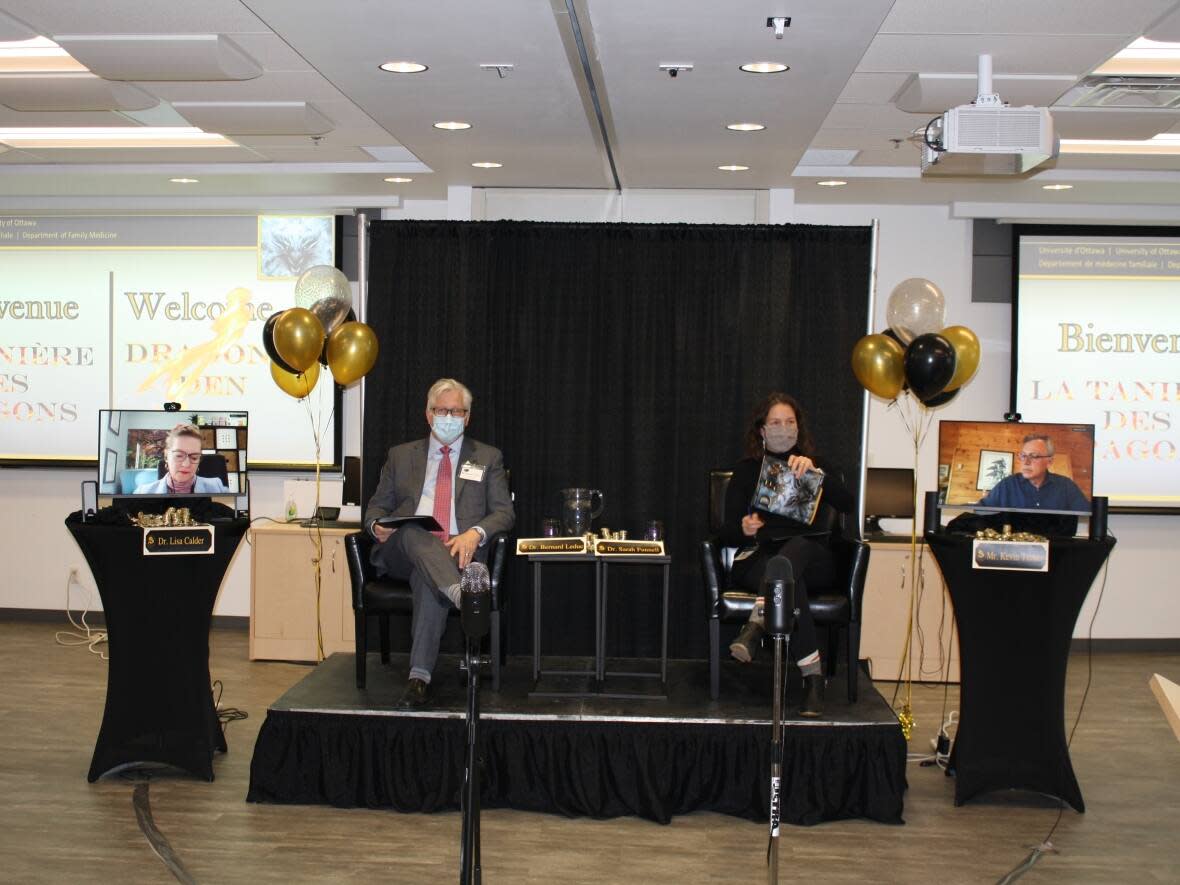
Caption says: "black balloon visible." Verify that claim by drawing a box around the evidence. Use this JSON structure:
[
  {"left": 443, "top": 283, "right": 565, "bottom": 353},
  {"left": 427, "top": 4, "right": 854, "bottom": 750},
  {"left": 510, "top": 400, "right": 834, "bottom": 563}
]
[
  {"left": 903, "top": 333, "right": 956, "bottom": 401},
  {"left": 318, "top": 308, "right": 356, "bottom": 366},
  {"left": 263, "top": 310, "right": 299, "bottom": 374},
  {"left": 921, "top": 387, "right": 959, "bottom": 408}
]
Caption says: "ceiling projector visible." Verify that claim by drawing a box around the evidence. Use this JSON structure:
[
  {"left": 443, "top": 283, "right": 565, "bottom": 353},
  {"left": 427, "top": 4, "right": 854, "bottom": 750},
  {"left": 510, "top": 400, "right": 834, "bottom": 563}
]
[
  {"left": 921, "top": 104, "right": 1057, "bottom": 175},
  {"left": 919, "top": 53, "right": 1058, "bottom": 176}
]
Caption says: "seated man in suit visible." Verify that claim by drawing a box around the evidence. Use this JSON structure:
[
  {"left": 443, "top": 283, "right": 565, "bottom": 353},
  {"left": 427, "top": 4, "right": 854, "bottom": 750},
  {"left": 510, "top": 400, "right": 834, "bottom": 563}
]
[
  {"left": 134, "top": 423, "right": 228, "bottom": 494},
  {"left": 364, "top": 378, "right": 515, "bottom": 707}
]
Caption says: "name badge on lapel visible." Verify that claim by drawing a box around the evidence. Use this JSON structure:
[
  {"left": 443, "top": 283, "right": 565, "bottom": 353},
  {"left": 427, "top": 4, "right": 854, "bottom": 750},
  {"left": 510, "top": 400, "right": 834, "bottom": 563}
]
[{"left": 459, "top": 461, "right": 486, "bottom": 482}]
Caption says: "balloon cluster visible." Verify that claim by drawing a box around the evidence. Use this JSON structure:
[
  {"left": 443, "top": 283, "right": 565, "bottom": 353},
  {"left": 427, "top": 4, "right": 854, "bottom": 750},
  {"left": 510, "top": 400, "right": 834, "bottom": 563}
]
[
  {"left": 263, "top": 266, "right": 379, "bottom": 398},
  {"left": 851, "top": 278, "right": 980, "bottom": 407}
]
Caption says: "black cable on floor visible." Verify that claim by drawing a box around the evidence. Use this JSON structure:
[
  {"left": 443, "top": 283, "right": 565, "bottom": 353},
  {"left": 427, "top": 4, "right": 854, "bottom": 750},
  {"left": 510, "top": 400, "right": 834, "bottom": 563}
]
[{"left": 131, "top": 779, "right": 198, "bottom": 885}]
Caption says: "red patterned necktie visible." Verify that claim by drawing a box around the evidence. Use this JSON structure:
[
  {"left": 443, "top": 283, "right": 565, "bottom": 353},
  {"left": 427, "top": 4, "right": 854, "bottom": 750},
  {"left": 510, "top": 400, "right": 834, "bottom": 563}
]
[{"left": 432, "top": 445, "right": 452, "bottom": 542}]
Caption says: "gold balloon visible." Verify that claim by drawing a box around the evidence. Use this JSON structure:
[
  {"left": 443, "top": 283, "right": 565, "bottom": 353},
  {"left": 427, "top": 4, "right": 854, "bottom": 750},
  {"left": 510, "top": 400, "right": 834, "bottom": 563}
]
[
  {"left": 851, "top": 334, "right": 905, "bottom": 400},
  {"left": 326, "top": 321, "right": 379, "bottom": 386},
  {"left": 273, "top": 307, "right": 324, "bottom": 372},
  {"left": 270, "top": 360, "right": 320, "bottom": 399},
  {"left": 941, "top": 325, "right": 981, "bottom": 391}
]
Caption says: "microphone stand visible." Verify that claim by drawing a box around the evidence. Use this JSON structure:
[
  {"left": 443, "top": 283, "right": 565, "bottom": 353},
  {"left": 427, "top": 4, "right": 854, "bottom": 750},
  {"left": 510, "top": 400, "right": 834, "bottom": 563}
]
[
  {"left": 460, "top": 632, "right": 483, "bottom": 885},
  {"left": 765, "top": 579, "right": 796, "bottom": 885}
]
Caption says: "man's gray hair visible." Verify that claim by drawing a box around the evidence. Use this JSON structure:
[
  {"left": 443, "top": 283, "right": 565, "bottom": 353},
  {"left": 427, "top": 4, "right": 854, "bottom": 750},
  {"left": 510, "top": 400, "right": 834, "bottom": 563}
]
[
  {"left": 1022, "top": 433, "right": 1055, "bottom": 457},
  {"left": 426, "top": 378, "right": 473, "bottom": 412}
]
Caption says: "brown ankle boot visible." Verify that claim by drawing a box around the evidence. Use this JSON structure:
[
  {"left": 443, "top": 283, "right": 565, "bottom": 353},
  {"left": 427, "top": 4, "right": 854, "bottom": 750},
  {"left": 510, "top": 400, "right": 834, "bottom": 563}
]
[{"left": 729, "top": 621, "right": 764, "bottom": 663}]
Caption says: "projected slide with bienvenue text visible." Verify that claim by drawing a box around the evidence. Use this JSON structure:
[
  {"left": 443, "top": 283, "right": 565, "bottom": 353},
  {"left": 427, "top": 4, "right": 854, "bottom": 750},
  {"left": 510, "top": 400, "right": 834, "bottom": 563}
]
[{"left": 1017, "top": 234, "right": 1180, "bottom": 509}]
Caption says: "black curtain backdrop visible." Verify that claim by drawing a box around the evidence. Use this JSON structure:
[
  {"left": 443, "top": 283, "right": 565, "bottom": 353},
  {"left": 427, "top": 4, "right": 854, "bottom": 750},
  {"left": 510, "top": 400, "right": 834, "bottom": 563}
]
[{"left": 363, "top": 220, "right": 871, "bottom": 661}]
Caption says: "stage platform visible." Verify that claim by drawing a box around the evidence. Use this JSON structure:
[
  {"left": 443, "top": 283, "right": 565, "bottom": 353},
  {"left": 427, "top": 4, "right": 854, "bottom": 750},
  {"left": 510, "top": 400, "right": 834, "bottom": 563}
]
[{"left": 247, "top": 653, "right": 907, "bottom": 826}]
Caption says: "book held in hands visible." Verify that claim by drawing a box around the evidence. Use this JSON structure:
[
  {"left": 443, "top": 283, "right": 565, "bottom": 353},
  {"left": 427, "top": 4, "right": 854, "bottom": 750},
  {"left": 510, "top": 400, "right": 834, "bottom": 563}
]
[{"left": 751, "top": 455, "right": 825, "bottom": 525}]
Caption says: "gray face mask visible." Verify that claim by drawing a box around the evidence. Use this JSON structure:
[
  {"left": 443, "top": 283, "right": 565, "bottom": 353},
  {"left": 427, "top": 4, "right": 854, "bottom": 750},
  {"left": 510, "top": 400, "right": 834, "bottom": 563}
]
[{"left": 762, "top": 426, "right": 797, "bottom": 454}]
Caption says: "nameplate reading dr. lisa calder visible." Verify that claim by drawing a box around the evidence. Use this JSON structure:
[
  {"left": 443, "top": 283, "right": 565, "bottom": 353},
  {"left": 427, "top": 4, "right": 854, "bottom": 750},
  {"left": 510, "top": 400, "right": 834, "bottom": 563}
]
[
  {"left": 143, "top": 526, "right": 215, "bottom": 556},
  {"left": 971, "top": 539, "right": 1049, "bottom": 572}
]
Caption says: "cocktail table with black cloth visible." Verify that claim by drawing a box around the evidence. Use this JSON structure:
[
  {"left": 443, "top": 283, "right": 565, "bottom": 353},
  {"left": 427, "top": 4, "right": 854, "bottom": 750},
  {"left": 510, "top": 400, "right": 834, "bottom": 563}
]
[
  {"left": 65, "top": 512, "right": 248, "bottom": 781},
  {"left": 925, "top": 531, "right": 1116, "bottom": 811}
]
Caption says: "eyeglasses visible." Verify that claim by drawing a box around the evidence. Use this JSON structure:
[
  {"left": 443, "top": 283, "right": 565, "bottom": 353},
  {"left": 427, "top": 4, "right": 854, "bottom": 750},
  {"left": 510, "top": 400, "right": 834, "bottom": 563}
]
[
  {"left": 1017, "top": 452, "right": 1050, "bottom": 463},
  {"left": 169, "top": 451, "right": 202, "bottom": 464},
  {"left": 431, "top": 407, "right": 468, "bottom": 418}
]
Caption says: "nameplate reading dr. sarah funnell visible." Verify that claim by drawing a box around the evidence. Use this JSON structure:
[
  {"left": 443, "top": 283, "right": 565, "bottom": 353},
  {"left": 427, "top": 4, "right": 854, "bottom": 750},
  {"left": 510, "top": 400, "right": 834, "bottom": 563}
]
[
  {"left": 143, "top": 526, "right": 215, "bottom": 556},
  {"left": 971, "top": 539, "right": 1049, "bottom": 572}
]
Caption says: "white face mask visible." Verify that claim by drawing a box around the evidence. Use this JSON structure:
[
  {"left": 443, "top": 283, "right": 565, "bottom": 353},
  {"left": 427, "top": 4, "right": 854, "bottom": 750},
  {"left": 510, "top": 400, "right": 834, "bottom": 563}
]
[
  {"left": 763, "top": 425, "right": 797, "bottom": 454},
  {"left": 432, "top": 414, "right": 465, "bottom": 445}
]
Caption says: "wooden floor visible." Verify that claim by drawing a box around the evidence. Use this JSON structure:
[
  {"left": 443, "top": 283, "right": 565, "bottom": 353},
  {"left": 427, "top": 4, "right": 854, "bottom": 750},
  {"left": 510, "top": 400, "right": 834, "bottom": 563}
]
[{"left": 3, "top": 619, "right": 1178, "bottom": 884}]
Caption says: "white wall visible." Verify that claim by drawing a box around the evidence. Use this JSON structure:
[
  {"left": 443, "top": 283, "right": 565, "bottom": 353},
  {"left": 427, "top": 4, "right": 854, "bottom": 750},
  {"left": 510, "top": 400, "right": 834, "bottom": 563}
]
[{"left": 1, "top": 188, "right": 1175, "bottom": 638}]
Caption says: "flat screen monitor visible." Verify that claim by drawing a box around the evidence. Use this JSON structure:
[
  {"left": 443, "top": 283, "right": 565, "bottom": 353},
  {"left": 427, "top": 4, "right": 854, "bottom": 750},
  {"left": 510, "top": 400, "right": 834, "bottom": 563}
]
[
  {"left": 937, "top": 420, "right": 1095, "bottom": 517},
  {"left": 98, "top": 409, "right": 248, "bottom": 500},
  {"left": 864, "top": 467, "right": 916, "bottom": 534}
]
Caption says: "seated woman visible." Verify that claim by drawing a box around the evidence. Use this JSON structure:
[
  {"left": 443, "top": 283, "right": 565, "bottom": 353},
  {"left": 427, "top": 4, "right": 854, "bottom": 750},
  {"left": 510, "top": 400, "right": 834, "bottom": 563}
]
[
  {"left": 718, "top": 392, "right": 854, "bottom": 718},
  {"left": 134, "top": 424, "right": 228, "bottom": 494}
]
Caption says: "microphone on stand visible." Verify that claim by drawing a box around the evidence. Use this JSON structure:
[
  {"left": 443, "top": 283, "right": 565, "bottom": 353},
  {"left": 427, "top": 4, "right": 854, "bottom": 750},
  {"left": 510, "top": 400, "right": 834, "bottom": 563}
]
[
  {"left": 761, "top": 554, "right": 795, "bottom": 885},
  {"left": 459, "top": 561, "right": 490, "bottom": 885},
  {"left": 762, "top": 555, "right": 795, "bottom": 637},
  {"left": 461, "top": 561, "right": 491, "bottom": 640}
]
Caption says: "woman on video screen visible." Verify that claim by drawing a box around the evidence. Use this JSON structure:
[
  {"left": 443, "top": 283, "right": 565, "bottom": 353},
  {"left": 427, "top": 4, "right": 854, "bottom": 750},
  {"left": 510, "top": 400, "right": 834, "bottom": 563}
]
[{"left": 134, "top": 424, "right": 228, "bottom": 495}]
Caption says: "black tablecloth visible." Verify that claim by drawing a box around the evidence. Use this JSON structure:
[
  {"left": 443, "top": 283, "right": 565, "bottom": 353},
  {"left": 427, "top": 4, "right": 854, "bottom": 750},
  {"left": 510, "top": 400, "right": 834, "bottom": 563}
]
[
  {"left": 925, "top": 532, "right": 1115, "bottom": 811},
  {"left": 66, "top": 515, "right": 248, "bottom": 781}
]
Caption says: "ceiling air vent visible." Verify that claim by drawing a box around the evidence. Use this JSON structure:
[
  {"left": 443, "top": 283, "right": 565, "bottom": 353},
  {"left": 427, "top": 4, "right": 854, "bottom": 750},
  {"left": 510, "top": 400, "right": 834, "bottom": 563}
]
[{"left": 1057, "top": 76, "right": 1180, "bottom": 109}]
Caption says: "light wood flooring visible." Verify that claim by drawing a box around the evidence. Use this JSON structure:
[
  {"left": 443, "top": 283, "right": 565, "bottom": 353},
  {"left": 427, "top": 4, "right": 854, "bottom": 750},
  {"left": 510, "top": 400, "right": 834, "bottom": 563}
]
[{"left": 2, "top": 620, "right": 1177, "bottom": 884}]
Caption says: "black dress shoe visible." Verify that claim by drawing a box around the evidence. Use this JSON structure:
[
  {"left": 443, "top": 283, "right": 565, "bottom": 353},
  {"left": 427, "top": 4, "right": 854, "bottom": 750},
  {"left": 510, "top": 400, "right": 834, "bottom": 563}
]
[
  {"left": 399, "top": 677, "right": 430, "bottom": 708},
  {"left": 799, "top": 674, "right": 825, "bottom": 719}
]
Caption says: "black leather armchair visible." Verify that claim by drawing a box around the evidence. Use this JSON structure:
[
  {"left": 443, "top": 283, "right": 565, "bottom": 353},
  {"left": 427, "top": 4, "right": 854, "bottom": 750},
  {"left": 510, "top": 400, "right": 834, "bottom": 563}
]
[
  {"left": 344, "top": 531, "right": 509, "bottom": 691},
  {"left": 700, "top": 469, "right": 871, "bottom": 701}
]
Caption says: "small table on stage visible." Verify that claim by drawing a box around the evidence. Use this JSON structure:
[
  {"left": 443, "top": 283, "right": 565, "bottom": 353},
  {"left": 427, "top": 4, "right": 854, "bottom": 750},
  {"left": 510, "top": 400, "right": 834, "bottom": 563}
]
[
  {"left": 526, "top": 552, "right": 671, "bottom": 699},
  {"left": 925, "top": 532, "right": 1116, "bottom": 811},
  {"left": 66, "top": 515, "right": 248, "bottom": 781}
]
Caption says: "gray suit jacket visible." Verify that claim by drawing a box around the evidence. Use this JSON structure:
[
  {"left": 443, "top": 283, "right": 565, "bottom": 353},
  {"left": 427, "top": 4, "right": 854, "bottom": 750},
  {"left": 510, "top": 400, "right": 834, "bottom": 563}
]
[{"left": 363, "top": 436, "right": 515, "bottom": 554}]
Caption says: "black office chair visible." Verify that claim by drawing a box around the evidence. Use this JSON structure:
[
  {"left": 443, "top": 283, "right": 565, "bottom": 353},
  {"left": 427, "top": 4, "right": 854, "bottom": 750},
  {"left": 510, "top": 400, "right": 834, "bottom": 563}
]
[
  {"left": 344, "top": 531, "right": 509, "bottom": 691},
  {"left": 156, "top": 453, "right": 229, "bottom": 487},
  {"left": 700, "top": 469, "right": 871, "bottom": 701}
]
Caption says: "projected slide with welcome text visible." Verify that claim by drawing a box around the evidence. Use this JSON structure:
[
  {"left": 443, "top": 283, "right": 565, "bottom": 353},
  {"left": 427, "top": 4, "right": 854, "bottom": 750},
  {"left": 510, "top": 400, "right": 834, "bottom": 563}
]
[
  {"left": 1016, "top": 234, "right": 1180, "bottom": 509},
  {"left": 0, "top": 215, "right": 337, "bottom": 466}
]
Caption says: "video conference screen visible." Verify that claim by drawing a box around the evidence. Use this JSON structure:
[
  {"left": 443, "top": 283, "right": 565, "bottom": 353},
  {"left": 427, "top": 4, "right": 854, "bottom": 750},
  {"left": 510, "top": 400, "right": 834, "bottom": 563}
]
[
  {"left": 1014, "top": 226, "right": 1180, "bottom": 512},
  {"left": 0, "top": 214, "right": 340, "bottom": 469},
  {"left": 937, "top": 420, "right": 1095, "bottom": 516},
  {"left": 98, "top": 409, "right": 247, "bottom": 499}
]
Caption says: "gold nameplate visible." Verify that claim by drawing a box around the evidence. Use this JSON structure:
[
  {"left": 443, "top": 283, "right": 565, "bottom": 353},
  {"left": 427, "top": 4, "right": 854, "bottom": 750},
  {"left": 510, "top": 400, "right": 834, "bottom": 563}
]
[
  {"left": 971, "top": 539, "right": 1049, "bottom": 572},
  {"left": 143, "top": 525, "right": 215, "bottom": 556},
  {"left": 516, "top": 537, "right": 589, "bottom": 555},
  {"left": 594, "top": 539, "right": 665, "bottom": 556}
]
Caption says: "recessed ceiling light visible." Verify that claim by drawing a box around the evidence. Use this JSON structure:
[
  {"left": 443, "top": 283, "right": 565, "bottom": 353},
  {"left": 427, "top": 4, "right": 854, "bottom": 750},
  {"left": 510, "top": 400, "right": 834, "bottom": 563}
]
[
  {"left": 471, "top": 161, "right": 502, "bottom": 168},
  {"left": 0, "top": 127, "right": 234, "bottom": 148},
  {"left": 817, "top": 180, "right": 847, "bottom": 187},
  {"left": 718, "top": 164, "right": 749, "bottom": 172},
  {"left": 740, "top": 62, "right": 789, "bottom": 74},
  {"left": 169, "top": 177, "right": 199, "bottom": 184},
  {"left": 1041, "top": 183, "right": 1073, "bottom": 190},
  {"left": 1095, "top": 38, "right": 1180, "bottom": 76},
  {"left": 434, "top": 121, "right": 471, "bottom": 131},
  {"left": 1061, "top": 134, "right": 1180, "bottom": 155},
  {"left": 383, "top": 177, "right": 413, "bottom": 183},
  {"left": 727, "top": 122, "right": 765, "bottom": 132},
  {"left": 0, "top": 37, "right": 87, "bottom": 73},
  {"left": 379, "top": 60, "right": 428, "bottom": 74}
]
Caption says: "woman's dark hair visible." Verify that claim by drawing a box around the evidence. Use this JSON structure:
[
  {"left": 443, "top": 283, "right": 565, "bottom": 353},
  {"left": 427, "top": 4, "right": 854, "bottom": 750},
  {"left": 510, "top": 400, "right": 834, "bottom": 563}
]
[{"left": 743, "top": 391, "right": 815, "bottom": 458}]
